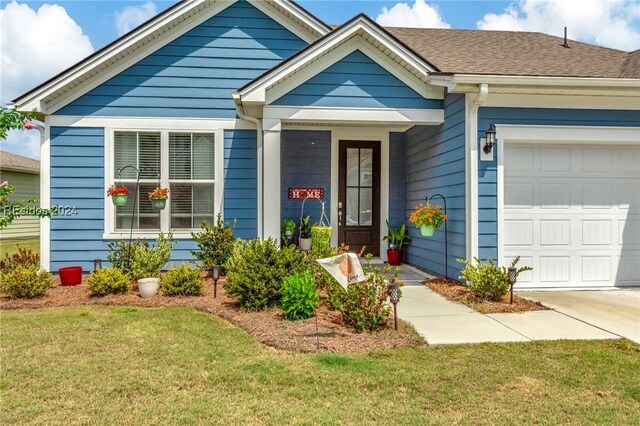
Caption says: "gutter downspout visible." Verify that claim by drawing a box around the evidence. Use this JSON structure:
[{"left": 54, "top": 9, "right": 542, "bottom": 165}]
[
  {"left": 466, "top": 83, "right": 489, "bottom": 262},
  {"left": 233, "top": 93, "right": 263, "bottom": 239}
]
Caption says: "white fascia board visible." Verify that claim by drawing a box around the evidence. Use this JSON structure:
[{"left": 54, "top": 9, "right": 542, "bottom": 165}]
[
  {"left": 46, "top": 115, "right": 256, "bottom": 130},
  {"left": 496, "top": 124, "right": 640, "bottom": 145},
  {"left": 13, "top": 0, "right": 328, "bottom": 113},
  {"left": 240, "top": 17, "right": 436, "bottom": 103},
  {"left": 253, "top": 0, "right": 330, "bottom": 41},
  {"left": 263, "top": 105, "right": 444, "bottom": 126},
  {"left": 451, "top": 74, "right": 640, "bottom": 88},
  {"left": 484, "top": 93, "right": 640, "bottom": 110}
]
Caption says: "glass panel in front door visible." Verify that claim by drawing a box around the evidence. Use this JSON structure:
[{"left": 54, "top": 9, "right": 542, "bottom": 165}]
[{"left": 345, "top": 148, "right": 373, "bottom": 226}]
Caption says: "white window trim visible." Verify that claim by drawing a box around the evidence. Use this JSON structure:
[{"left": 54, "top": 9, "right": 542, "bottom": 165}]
[{"left": 103, "top": 127, "right": 224, "bottom": 239}]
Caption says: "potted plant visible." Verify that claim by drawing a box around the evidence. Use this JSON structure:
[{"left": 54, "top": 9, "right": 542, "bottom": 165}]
[
  {"left": 298, "top": 216, "right": 313, "bottom": 251},
  {"left": 107, "top": 184, "right": 130, "bottom": 206},
  {"left": 409, "top": 203, "right": 447, "bottom": 236},
  {"left": 282, "top": 219, "right": 296, "bottom": 245},
  {"left": 383, "top": 220, "right": 411, "bottom": 266},
  {"left": 148, "top": 187, "right": 169, "bottom": 210}
]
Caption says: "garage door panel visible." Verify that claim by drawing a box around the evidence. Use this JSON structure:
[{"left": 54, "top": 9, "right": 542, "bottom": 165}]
[{"left": 504, "top": 143, "right": 640, "bottom": 289}]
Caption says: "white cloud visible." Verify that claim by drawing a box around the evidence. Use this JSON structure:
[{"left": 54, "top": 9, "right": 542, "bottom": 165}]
[
  {"left": 376, "top": 0, "right": 450, "bottom": 28},
  {"left": 115, "top": 1, "right": 157, "bottom": 36},
  {"left": 0, "top": 1, "right": 94, "bottom": 159},
  {"left": 1, "top": 129, "right": 41, "bottom": 160},
  {"left": 477, "top": 0, "right": 640, "bottom": 51}
]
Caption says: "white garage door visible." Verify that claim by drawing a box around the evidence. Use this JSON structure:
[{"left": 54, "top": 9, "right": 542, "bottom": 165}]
[{"left": 503, "top": 143, "right": 640, "bottom": 289}]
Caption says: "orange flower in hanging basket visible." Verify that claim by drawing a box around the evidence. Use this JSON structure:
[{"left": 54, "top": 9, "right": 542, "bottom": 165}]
[
  {"left": 148, "top": 187, "right": 170, "bottom": 200},
  {"left": 106, "top": 184, "right": 130, "bottom": 197},
  {"left": 409, "top": 203, "right": 447, "bottom": 229}
]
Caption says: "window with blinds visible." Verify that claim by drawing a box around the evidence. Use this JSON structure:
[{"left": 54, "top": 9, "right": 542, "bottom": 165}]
[
  {"left": 169, "top": 133, "right": 215, "bottom": 229},
  {"left": 114, "top": 131, "right": 161, "bottom": 231},
  {"left": 111, "top": 131, "right": 215, "bottom": 232}
]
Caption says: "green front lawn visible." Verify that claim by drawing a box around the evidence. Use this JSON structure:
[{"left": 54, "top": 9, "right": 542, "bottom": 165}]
[
  {"left": 0, "top": 238, "right": 39, "bottom": 257},
  {"left": 2, "top": 306, "right": 639, "bottom": 425}
]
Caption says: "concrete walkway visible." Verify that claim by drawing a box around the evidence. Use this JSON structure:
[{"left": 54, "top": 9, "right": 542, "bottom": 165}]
[{"left": 396, "top": 267, "right": 619, "bottom": 345}]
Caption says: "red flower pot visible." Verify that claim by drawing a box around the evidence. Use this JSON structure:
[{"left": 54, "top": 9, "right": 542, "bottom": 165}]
[
  {"left": 387, "top": 249, "right": 402, "bottom": 266},
  {"left": 59, "top": 266, "right": 83, "bottom": 286}
]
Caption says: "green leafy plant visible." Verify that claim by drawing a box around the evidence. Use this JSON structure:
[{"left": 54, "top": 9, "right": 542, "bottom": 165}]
[
  {"left": 0, "top": 181, "right": 55, "bottom": 230},
  {"left": 457, "top": 256, "right": 533, "bottom": 301},
  {"left": 161, "top": 263, "right": 203, "bottom": 296},
  {"left": 129, "top": 233, "right": 177, "bottom": 280},
  {"left": 0, "top": 265, "right": 51, "bottom": 299},
  {"left": 190, "top": 213, "right": 235, "bottom": 270},
  {"left": 338, "top": 255, "right": 398, "bottom": 332},
  {"left": 0, "top": 248, "right": 39, "bottom": 273},
  {"left": 0, "top": 107, "right": 39, "bottom": 140},
  {"left": 281, "top": 269, "right": 320, "bottom": 320},
  {"left": 224, "top": 238, "right": 306, "bottom": 311},
  {"left": 107, "top": 239, "right": 148, "bottom": 271},
  {"left": 282, "top": 219, "right": 296, "bottom": 235},
  {"left": 383, "top": 220, "right": 412, "bottom": 250},
  {"left": 87, "top": 267, "right": 130, "bottom": 296},
  {"left": 300, "top": 216, "right": 313, "bottom": 239},
  {"left": 311, "top": 225, "right": 333, "bottom": 257}
]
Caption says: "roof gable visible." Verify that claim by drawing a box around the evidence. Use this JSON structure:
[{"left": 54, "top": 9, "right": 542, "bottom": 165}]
[
  {"left": 10, "top": 0, "right": 330, "bottom": 114},
  {"left": 237, "top": 14, "right": 441, "bottom": 105}
]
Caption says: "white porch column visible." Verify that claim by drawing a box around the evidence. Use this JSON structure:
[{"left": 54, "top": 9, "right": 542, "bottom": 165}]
[{"left": 262, "top": 120, "right": 281, "bottom": 241}]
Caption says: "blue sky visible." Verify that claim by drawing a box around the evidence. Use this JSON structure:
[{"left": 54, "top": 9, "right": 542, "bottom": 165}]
[{"left": 1, "top": 0, "right": 639, "bottom": 159}]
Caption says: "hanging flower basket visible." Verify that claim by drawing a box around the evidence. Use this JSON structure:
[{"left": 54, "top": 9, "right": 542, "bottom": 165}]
[
  {"left": 148, "top": 187, "right": 169, "bottom": 210},
  {"left": 107, "top": 185, "right": 130, "bottom": 206},
  {"left": 409, "top": 203, "right": 447, "bottom": 238}
]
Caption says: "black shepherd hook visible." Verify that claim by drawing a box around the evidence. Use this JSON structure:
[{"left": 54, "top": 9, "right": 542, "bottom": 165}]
[
  {"left": 426, "top": 193, "right": 448, "bottom": 279},
  {"left": 116, "top": 165, "right": 160, "bottom": 271}
]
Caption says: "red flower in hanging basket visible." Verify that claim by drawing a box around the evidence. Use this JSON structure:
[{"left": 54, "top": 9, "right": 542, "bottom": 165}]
[
  {"left": 148, "top": 187, "right": 169, "bottom": 200},
  {"left": 107, "top": 184, "right": 130, "bottom": 197}
]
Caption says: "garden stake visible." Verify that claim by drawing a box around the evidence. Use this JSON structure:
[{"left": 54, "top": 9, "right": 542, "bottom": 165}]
[
  {"left": 388, "top": 283, "right": 400, "bottom": 330},
  {"left": 508, "top": 266, "right": 517, "bottom": 304},
  {"left": 212, "top": 265, "right": 221, "bottom": 298},
  {"left": 425, "top": 194, "right": 448, "bottom": 279}
]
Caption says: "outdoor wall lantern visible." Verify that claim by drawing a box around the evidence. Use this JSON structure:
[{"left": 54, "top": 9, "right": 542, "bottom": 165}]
[
  {"left": 212, "top": 265, "right": 221, "bottom": 299},
  {"left": 388, "top": 282, "right": 400, "bottom": 330},
  {"left": 508, "top": 266, "right": 517, "bottom": 304},
  {"left": 483, "top": 123, "right": 497, "bottom": 154},
  {"left": 93, "top": 259, "right": 102, "bottom": 272}
]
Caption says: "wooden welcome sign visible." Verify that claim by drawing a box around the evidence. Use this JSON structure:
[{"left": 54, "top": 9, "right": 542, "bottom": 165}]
[{"left": 288, "top": 188, "right": 324, "bottom": 199}]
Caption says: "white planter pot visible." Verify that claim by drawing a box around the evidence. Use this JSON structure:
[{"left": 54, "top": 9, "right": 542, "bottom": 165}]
[
  {"left": 137, "top": 278, "right": 159, "bottom": 299},
  {"left": 299, "top": 238, "right": 312, "bottom": 251}
]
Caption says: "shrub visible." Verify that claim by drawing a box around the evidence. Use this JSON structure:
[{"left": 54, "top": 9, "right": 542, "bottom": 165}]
[
  {"left": 129, "top": 233, "right": 177, "bottom": 280},
  {"left": 224, "top": 238, "right": 306, "bottom": 311},
  {"left": 107, "top": 239, "right": 148, "bottom": 271},
  {"left": 0, "top": 265, "right": 51, "bottom": 299},
  {"left": 281, "top": 269, "right": 319, "bottom": 320},
  {"left": 161, "top": 264, "right": 203, "bottom": 296},
  {"left": 338, "top": 255, "right": 397, "bottom": 332},
  {"left": 457, "top": 256, "right": 533, "bottom": 301},
  {"left": 0, "top": 248, "right": 39, "bottom": 273},
  {"left": 191, "top": 214, "right": 235, "bottom": 270},
  {"left": 87, "top": 267, "right": 130, "bottom": 296}
]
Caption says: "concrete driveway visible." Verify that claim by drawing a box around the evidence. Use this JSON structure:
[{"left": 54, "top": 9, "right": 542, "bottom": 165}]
[{"left": 523, "top": 290, "right": 640, "bottom": 344}]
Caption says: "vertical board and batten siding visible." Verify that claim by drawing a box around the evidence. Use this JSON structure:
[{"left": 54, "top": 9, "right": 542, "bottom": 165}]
[
  {"left": 388, "top": 132, "right": 406, "bottom": 228},
  {"left": 477, "top": 107, "right": 640, "bottom": 261},
  {"left": 224, "top": 130, "right": 258, "bottom": 239},
  {"left": 280, "top": 130, "right": 331, "bottom": 226},
  {"left": 272, "top": 50, "right": 443, "bottom": 109},
  {"left": 56, "top": 0, "right": 307, "bottom": 117},
  {"left": 404, "top": 94, "right": 466, "bottom": 278},
  {"left": 0, "top": 170, "right": 40, "bottom": 239}
]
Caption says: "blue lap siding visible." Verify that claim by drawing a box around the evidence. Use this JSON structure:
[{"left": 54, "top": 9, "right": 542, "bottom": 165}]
[
  {"left": 388, "top": 132, "right": 406, "bottom": 229},
  {"left": 477, "top": 107, "right": 640, "bottom": 261},
  {"left": 280, "top": 130, "right": 332, "bottom": 228},
  {"left": 56, "top": 0, "right": 307, "bottom": 117},
  {"left": 272, "top": 50, "right": 443, "bottom": 109},
  {"left": 224, "top": 130, "right": 258, "bottom": 239},
  {"left": 403, "top": 94, "right": 466, "bottom": 278}
]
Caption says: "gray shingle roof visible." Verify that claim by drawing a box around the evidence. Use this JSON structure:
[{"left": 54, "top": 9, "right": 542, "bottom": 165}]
[{"left": 0, "top": 151, "right": 40, "bottom": 174}]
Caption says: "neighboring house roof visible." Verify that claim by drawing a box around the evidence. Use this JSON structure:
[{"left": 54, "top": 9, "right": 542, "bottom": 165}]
[
  {"left": 0, "top": 151, "right": 40, "bottom": 174},
  {"left": 384, "top": 27, "right": 632, "bottom": 79}
]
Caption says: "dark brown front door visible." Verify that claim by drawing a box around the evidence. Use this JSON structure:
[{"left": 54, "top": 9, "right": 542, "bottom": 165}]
[{"left": 338, "top": 140, "right": 381, "bottom": 256}]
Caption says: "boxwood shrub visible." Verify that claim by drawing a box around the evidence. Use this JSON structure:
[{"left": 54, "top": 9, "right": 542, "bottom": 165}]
[
  {"left": 0, "top": 265, "right": 51, "bottom": 299},
  {"left": 87, "top": 267, "right": 130, "bottom": 296},
  {"left": 161, "top": 263, "right": 203, "bottom": 296}
]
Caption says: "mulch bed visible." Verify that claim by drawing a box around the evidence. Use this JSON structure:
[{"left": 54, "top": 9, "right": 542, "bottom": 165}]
[
  {"left": 1, "top": 276, "right": 425, "bottom": 354},
  {"left": 425, "top": 278, "right": 548, "bottom": 314}
]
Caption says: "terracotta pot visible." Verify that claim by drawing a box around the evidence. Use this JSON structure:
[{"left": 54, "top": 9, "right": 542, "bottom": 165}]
[
  {"left": 59, "top": 266, "right": 82, "bottom": 286},
  {"left": 137, "top": 278, "right": 159, "bottom": 298},
  {"left": 387, "top": 249, "right": 402, "bottom": 266},
  {"left": 420, "top": 224, "right": 435, "bottom": 236},
  {"left": 111, "top": 194, "right": 128, "bottom": 206},
  {"left": 299, "top": 238, "right": 312, "bottom": 251}
]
